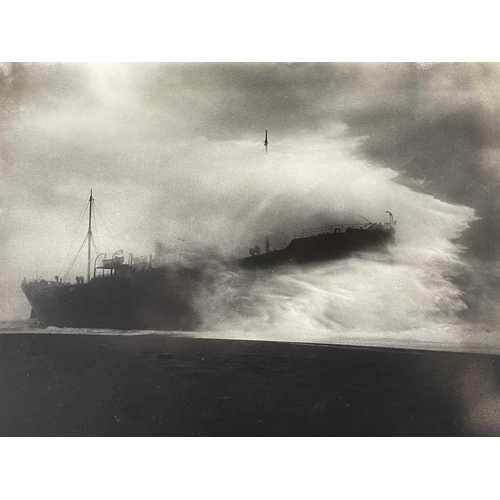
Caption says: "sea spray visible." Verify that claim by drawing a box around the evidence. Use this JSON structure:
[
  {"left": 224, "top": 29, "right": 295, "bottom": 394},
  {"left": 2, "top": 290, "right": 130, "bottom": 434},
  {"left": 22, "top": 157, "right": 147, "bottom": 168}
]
[
  {"left": 184, "top": 134, "right": 478, "bottom": 344},
  {"left": 197, "top": 248, "right": 470, "bottom": 339}
]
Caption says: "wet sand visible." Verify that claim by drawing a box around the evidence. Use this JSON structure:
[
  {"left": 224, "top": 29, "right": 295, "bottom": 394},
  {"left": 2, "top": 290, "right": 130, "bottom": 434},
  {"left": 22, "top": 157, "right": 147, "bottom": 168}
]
[{"left": 0, "top": 333, "right": 499, "bottom": 436}]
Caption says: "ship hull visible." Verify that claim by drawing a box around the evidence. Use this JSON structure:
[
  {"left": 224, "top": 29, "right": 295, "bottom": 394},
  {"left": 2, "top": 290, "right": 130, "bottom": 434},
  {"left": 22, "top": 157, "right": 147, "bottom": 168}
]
[
  {"left": 22, "top": 266, "right": 205, "bottom": 330},
  {"left": 22, "top": 226, "right": 395, "bottom": 331},
  {"left": 238, "top": 226, "right": 395, "bottom": 269}
]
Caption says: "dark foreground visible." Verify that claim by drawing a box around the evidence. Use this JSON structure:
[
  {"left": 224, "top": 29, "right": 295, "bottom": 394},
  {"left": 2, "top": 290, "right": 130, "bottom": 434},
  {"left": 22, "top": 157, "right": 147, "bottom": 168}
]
[{"left": 1, "top": 333, "right": 499, "bottom": 436}]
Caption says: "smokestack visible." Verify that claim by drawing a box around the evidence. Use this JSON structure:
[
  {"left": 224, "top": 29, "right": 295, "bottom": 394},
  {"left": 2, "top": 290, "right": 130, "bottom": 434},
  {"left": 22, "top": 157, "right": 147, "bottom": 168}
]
[{"left": 265, "top": 236, "right": 270, "bottom": 253}]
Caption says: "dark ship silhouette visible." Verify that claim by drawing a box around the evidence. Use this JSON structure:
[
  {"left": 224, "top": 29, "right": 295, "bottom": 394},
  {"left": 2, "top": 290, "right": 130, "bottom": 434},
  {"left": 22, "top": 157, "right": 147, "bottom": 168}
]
[{"left": 21, "top": 134, "right": 396, "bottom": 331}]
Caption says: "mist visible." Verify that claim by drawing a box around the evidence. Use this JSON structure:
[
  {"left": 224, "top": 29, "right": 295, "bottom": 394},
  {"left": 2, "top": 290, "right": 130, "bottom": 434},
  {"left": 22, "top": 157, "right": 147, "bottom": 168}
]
[
  {"left": 1, "top": 62, "right": 499, "bottom": 351},
  {"left": 180, "top": 135, "right": 477, "bottom": 349}
]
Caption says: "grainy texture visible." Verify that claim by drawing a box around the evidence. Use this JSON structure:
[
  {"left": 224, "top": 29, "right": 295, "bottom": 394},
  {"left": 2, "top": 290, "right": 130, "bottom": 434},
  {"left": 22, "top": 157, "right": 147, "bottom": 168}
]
[{"left": 0, "top": 334, "right": 498, "bottom": 436}]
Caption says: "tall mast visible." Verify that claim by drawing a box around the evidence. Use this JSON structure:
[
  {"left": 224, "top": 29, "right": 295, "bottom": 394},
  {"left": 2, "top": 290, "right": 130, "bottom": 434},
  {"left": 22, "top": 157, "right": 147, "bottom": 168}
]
[{"left": 87, "top": 189, "right": 93, "bottom": 283}]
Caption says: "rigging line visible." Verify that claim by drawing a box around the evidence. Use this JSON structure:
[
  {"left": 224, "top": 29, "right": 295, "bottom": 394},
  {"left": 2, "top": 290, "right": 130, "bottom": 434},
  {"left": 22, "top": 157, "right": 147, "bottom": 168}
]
[
  {"left": 91, "top": 231, "right": 100, "bottom": 255},
  {"left": 96, "top": 233, "right": 113, "bottom": 254},
  {"left": 355, "top": 213, "right": 372, "bottom": 224},
  {"left": 93, "top": 202, "right": 121, "bottom": 249},
  {"left": 92, "top": 205, "right": 104, "bottom": 249},
  {"left": 92, "top": 205, "right": 114, "bottom": 253},
  {"left": 91, "top": 208, "right": 103, "bottom": 252},
  {"left": 62, "top": 249, "right": 81, "bottom": 283},
  {"left": 92, "top": 207, "right": 99, "bottom": 244},
  {"left": 67, "top": 237, "right": 89, "bottom": 282},
  {"left": 59, "top": 198, "right": 89, "bottom": 274},
  {"left": 58, "top": 199, "right": 90, "bottom": 278},
  {"left": 91, "top": 234, "right": 100, "bottom": 257},
  {"left": 92, "top": 212, "right": 113, "bottom": 253},
  {"left": 63, "top": 235, "right": 88, "bottom": 283},
  {"left": 94, "top": 209, "right": 120, "bottom": 252},
  {"left": 91, "top": 227, "right": 103, "bottom": 254},
  {"left": 63, "top": 230, "right": 89, "bottom": 282}
]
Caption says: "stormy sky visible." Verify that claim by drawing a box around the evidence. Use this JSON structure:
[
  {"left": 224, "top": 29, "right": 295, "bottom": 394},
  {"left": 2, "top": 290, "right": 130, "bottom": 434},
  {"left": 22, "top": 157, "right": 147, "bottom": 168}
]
[{"left": 1, "top": 62, "right": 499, "bottom": 324}]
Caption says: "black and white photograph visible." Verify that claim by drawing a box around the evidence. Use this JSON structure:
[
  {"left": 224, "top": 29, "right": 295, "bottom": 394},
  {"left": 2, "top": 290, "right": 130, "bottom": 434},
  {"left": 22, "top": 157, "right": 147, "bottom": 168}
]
[{"left": 1, "top": 60, "right": 500, "bottom": 441}]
